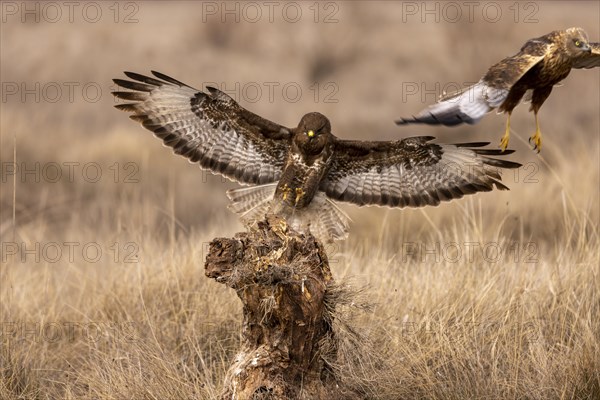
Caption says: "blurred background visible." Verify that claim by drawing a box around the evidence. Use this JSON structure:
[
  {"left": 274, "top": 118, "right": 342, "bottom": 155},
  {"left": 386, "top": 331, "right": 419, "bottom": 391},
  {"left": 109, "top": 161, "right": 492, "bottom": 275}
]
[
  {"left": 1, "top": 1, "right": 598, "bottom": 242},
  {"left": 1, "top": 2, "right": 599, "bottom": 398}
]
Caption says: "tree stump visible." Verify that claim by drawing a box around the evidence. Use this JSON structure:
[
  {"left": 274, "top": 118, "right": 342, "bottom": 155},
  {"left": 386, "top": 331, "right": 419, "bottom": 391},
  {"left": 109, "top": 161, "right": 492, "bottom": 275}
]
[{"left": 204, "top": 215, "right": 338, "bottom": 399}]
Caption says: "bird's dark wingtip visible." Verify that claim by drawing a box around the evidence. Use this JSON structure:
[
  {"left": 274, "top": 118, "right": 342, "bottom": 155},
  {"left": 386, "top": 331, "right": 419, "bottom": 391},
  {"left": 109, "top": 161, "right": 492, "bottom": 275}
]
[
  {"left": 123, "top": 71, "right": 149, "bottom": 81},
  {"left": 150, "top": 70, "right": 192, "bottom": 87},
  {"left": 455, "top": 142, "right": 490, "bottom": 148},
  {"left": 493, "top": 180, "right": 511, "bottom": 191},
  {"left": 114, "top": 103, "right": 138, "bottom": 112},
  {"left": 395, "top": 117, "right": 419, "bottom": 125}
]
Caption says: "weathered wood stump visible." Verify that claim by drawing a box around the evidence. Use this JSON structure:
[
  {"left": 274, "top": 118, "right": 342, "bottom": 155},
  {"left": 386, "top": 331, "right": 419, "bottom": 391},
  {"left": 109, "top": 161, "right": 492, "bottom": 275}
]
[{"left": 205, "top": 215, "right": 338, "bottom": 399}]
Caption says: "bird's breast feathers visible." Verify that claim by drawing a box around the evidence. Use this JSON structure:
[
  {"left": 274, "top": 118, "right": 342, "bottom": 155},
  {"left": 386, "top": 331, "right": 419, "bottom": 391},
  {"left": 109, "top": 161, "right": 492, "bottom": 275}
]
[{"left": 290, "top": 151, "right": 330, "bottom": 171}]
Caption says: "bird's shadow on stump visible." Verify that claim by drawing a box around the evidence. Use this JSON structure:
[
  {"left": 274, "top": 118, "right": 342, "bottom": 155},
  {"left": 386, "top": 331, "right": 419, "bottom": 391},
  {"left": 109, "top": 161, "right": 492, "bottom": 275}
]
[{"left": 204, "top": 215, "right": 367, "bottom": 399}]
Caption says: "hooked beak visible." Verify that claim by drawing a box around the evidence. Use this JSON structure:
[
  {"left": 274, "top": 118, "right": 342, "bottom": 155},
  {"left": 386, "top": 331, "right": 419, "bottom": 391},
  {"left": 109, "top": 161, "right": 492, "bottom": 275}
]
[{"left": 581, "top": 42, "right": 591, "bottom": 52}]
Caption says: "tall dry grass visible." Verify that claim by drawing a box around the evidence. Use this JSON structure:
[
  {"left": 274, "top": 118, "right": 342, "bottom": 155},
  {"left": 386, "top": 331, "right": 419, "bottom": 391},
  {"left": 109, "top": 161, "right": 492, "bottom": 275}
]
[{"left": 1, "top": 2, "right": 599, "bottom": 399}]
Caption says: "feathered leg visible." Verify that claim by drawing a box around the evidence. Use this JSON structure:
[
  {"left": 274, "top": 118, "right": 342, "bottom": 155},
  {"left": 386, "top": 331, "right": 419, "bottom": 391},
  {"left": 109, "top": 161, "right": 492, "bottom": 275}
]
[{"left": 529, "top": 86, "right": 553, "bottom": 153}]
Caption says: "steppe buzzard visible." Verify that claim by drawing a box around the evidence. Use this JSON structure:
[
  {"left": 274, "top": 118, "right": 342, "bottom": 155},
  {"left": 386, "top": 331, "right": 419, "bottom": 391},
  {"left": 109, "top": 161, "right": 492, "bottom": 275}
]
[{"left": 113, "top": 71, "right": 520, "bottom": 241}]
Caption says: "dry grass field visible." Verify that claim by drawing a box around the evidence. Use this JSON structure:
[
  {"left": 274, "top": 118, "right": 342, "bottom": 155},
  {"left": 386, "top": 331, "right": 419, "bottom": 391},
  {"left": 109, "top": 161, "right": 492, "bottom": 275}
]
[{"left": 1, "top": 2, "right": 599, "bottom": 399}]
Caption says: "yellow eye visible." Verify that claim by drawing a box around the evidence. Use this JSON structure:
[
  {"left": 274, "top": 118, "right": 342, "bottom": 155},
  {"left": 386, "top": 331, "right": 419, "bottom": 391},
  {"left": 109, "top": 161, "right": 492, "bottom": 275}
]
[
  {"left": 307, "top": 130, "right": 315, "bottom": 137},
  {"left": 575, "top": 40, "right": 581, "bottom": 47}
]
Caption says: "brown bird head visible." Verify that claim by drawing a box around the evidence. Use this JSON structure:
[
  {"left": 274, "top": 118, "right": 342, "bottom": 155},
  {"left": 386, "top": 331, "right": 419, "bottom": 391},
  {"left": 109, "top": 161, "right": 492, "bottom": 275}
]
[
  {"left": 293, "top": 112, "right": 333, "bottom": 156},
  {"left": 564, "top": 27, "right": 592, "bottom": 56}
]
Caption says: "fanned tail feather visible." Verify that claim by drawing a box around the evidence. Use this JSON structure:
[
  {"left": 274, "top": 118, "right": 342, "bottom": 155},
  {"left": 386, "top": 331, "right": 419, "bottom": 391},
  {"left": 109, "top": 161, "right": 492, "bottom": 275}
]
[
  {"left": 285, "top": 193, "right": 351, "bottom": 242},
  {"left": 226, "top": 185, "right": 350, "bottom": 242},
  {"left": 396, "top": 80, "right": 508, "bottom": 126},
  {"left": 226, "top": 183, "right": 277, "bottom": 224}
]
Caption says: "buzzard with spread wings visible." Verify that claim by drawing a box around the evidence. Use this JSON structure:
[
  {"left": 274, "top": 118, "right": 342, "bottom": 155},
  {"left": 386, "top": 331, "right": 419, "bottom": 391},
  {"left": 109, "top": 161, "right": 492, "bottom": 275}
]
[
  {"left": 396, "top": 27, "right": 600, "bottom": 153},
  {"left": 113, "top": 71, "right": 520, "bottom": 241}
]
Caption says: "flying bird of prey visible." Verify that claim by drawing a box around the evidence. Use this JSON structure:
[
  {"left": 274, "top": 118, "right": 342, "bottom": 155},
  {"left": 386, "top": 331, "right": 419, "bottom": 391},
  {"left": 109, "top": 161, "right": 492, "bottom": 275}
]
[
  {"left": 113, "top": 71, "right": 520, "bottom": 241},
  {"left": 396, "top": 27, "right": 600, "bottom": 152}
]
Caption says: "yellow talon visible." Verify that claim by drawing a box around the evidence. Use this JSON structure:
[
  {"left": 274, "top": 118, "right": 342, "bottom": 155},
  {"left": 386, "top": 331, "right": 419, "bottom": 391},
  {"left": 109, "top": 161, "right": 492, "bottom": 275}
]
[
  {"left": 281, "top": 184, "right": 291, "bottom": 201},
  {"left": 499, "top": 113, "right": 511, "bottom": 152},
  {"left": 529, "top": 131, "right": 542, "bottom": 153}
]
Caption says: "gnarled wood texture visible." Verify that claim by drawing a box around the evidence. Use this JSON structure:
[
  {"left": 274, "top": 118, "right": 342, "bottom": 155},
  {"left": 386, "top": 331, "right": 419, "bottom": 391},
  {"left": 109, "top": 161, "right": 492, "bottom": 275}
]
[{"left": 205, "top": 215, "right": 343, "bottom": 399}]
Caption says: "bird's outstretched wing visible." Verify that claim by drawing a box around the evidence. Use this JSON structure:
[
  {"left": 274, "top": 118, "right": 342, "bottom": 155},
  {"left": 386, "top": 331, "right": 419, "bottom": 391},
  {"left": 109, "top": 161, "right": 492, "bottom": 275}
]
[
  {"left": 320, "top": 137, "right": 521, "bottom": 208},
  {"left": 113, "top": 71, "right": 292, "bottom": 185},
  {"left": 572, "top": 42, "right": 600, "bottom": 68},
  {"left": 396, "top": 37, "right": 555, "bottom": 126}
]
